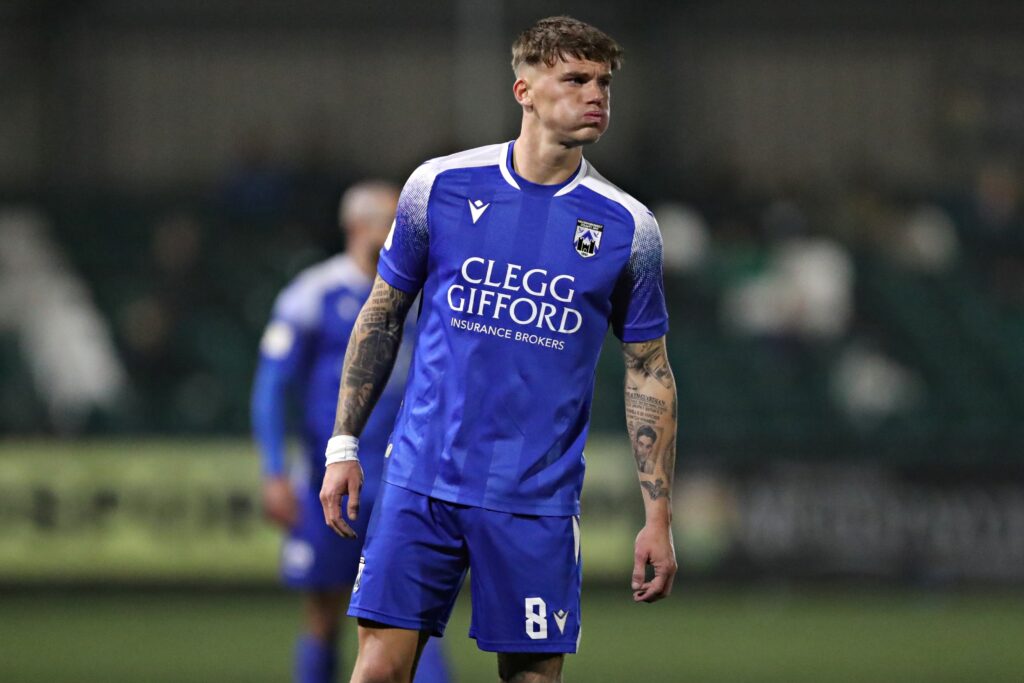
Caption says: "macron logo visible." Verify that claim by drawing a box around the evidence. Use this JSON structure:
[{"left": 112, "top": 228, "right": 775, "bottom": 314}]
[
  {"left": 468, "top": 199, "right": 490, "bottom": 224},
  {"left": 552, "top": 609, "right": 569, "bottom": 634}
]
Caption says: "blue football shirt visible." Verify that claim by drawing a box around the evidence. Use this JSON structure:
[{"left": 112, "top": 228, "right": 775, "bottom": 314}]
[
  {"left": 378, "top": 141, "right": 668, "bottom": 516},
  {"left": 252, "top": 254, "right": 411, "bottom": 485}
]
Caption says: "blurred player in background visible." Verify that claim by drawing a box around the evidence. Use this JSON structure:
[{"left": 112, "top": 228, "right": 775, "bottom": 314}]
[
  {"left": 319, "top": 16, "right": 678, "bottom": 683},
  {"left": 251, "top": 182, "right": 451, "bottom": 683}
]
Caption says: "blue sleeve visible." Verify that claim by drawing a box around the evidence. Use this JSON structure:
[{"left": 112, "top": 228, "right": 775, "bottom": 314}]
[
  {"left": 610, "top": 210, "right": 670, "bottom": 343},
  {"left": 251, "top": 315, "right": 312, "bottom": 477},
  {"left": 378, "top": 163, "right": 435, "bottom": 293}
]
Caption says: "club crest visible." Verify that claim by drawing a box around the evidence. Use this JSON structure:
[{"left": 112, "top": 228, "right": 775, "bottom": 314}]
[{"left": 574, "top": 219, "right": 604, "bottom": 258}]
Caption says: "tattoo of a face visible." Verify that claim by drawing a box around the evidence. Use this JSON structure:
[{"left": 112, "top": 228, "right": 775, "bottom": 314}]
[
  {"left": 640, "top": 478, "right": 668, "bottom": 501},
  {"left": 632, "top": 424, "right": 658, "bottom": 474}
]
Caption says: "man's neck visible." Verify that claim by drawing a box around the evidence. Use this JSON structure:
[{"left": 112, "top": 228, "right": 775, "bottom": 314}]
[{"left": 512, "top": 130, "right": 583, "bottom": 186}]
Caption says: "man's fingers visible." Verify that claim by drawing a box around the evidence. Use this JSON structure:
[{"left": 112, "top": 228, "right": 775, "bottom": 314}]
[
  {"left": 329, "top": 514, "right": 356, "bottom": 539},
  {"left": 635, "top": 571, "right": 668, "bottom": 603},
  {"left": 321, "top": 492, "right": 356, "bottom": 538},
  {"left": 631, "top": 555, "right": 646, "bottom": 591},
  {"left": 347, "top": 478, "right": 361, "bottom": 522},
  {"left": 318, "top": 488, "right": 354, "bottom": 538},
  {"left": 319, "top": 490, "right": 333, "bottom": 526},
  {"left": 633, "top": 558, "right": 678, "bottom": 603}
]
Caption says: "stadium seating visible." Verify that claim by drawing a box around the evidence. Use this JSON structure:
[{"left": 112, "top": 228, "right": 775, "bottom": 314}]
[{"left": 6, "top": 190, "right": 1021, "bottom": 462}]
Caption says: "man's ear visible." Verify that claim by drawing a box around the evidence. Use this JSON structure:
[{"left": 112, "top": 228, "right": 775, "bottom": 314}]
[{"left": 513, "top": 76, "right": 532, "bottom": 110}]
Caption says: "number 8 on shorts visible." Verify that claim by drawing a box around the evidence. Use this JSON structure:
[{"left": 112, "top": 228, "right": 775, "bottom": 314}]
[{"left": 525, "top": 597, "right": 547, "bottom": 639}]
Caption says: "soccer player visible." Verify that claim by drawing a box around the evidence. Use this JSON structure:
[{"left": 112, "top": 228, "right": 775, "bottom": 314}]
[
  {"left": 251, "top": 181, "right": 451, "bottom": 683},
  {"left": 320, "top": 16, "right": 678, "bottom": 683}
]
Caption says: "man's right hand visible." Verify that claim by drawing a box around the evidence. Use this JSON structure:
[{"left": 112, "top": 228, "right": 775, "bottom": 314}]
[
  {"left": 319, "top": 461, "right": 364, "bottom": 539},
  {"left": 262, "top": 476, "right": 299, "bottom": 529}
]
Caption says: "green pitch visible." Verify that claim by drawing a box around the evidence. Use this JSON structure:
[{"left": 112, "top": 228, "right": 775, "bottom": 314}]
[{"left": 1, "top": 587, "right": 1021, "bottom": 683}]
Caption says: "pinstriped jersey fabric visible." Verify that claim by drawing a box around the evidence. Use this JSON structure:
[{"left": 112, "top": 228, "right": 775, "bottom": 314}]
[{"left": 378, "top": 141, "right": 668, "bottom": 515}]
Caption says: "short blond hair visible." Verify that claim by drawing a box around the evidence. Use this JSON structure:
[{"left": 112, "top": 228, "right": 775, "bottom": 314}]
[{"left": 511, "top": 16, "right": 623, "bottom": 74}]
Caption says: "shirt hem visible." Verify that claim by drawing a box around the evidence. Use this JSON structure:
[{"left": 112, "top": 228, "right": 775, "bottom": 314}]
[{"left": 383, "top": 476, "right": 581, "bottom": 517}]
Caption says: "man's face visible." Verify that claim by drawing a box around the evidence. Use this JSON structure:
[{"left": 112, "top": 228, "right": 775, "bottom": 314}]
[
  {"left": 518, "top": 56, "right": 612, "bottom": 146},
  {"left": 635, "top": 434, "right": 655, "bottom": 461},
  {"left": 362, "top": 192, "right": 400, "bottom": 256}
]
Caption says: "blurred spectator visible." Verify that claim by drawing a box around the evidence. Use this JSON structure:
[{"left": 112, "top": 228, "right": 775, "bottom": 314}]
[
  {"left": 973, "top": 160, "right": 1022, "bottom": 242},
  {"left": 116, "top": 211, "right": 239, "bottom": 430},
  {"left": 891, "top": 204, "right": 960, "bottom": 273},
  {"left": 0, "top": 209, "right": 126, "bottom": 432},
  {"left": 655, "top": 201, "right": 710, "bottom": 275},
  {"left": 831, "top": 342, "right": 923, "bottom": 425},
  {"left": 119, "top": 213, "right": 206, "bottom": 361},
  {"left": 722, "top": 200, "right": 853, "bottom": 340},
  {"left": 153, "top": 213, "right": 203, "bottom": 276},
  {"left": 960, "top": 160, "right": 1024, "bottom": 310}
]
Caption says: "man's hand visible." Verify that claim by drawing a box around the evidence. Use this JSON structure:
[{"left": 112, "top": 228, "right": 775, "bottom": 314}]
[
  {"left": 319, "top": 461, "right": 364, "bottom": 539},
  {"left": 262, "top": 477, "right": 299, "bottom": 529},
  {"left": 631, "top": 522, "right": 677, "bottom": 603}
]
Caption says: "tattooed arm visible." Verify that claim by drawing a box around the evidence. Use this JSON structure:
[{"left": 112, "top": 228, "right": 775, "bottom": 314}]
[
  {"left": 320, "top": 276, "right": 417, "bottom": 538},
  {"left": 333, "top": 276, "right": 417, "bottom": 438},
  {"left": 624, "top": 336, "right": 677, "bottom": 502},
  {"left": 623, "top": 336, "right": 678, "bottom": 602}
]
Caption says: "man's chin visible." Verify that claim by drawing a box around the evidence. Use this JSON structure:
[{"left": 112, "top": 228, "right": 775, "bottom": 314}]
[{"left": 563, "top": 127, "right": 604, "bottom": 148}]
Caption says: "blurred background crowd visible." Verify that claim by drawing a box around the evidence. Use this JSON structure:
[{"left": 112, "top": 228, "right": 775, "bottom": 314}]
[
  {"left": 2, "top": 2, "right": 1024, "bottom": 680},
  {"left": 4, "top": 0, "right": 1024, "bottom": 458}
]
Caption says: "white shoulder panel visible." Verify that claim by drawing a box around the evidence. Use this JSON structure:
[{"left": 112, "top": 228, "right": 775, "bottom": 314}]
[
  {"left": 579, "top": 164, "right": 663, "bottom": 278},
  {"left": 425, "top": 143, "right": 506, "bottom": 174},
  {"left": 395, "top": 143, "right": 509, "bottom": 248},
  {"left": 274, "top": 254, "right": 369, "bottom": 329},
  {"left": 578, "top": 164, "right": 651, "bottom": 226}
]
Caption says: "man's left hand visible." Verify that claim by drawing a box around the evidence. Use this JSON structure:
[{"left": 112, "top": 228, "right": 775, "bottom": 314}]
[{"left": 631, "top": 523, "right": 677, "bottom": 603}]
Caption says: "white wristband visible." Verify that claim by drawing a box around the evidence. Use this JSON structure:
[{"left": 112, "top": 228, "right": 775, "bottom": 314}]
[{"left": 325, "top": 435, "right": 359, "bottom": 467}]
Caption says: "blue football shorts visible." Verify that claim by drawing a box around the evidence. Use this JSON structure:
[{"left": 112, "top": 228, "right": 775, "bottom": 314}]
[
  {"left": 347, "top": 481, "right": 583, "bottom": 653},
  {"left": 280, "top": 475, "right": 379, "bottom": 590}
]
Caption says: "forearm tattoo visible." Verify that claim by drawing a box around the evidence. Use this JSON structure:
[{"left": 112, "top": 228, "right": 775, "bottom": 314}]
[
  {"left": 640, "top": 478, "right": 669, "bottom": 501},
  {"left": 333, "top": 277, "right": 415, "bottom": 437},
  {"left": 623, "top": 338, "right": 677, "bottom": 502}
]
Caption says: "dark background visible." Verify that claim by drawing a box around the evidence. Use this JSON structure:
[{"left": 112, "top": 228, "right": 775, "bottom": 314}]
[
  {"left": 5, "top": 0, "right": 1024, "bottom": 460},
  {"left": 1, "top": 2, "right": 1023, "bottom": 680}
]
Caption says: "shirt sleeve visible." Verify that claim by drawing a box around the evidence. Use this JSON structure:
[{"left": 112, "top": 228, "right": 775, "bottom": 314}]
[
  {"left": 377, "top": 163, "right": 435, "bottom": 293},
  {"left": 250, "top": 281, "right": 316, "bottom": 477},
  {"left": 610, "top": 209, "right": 670, "bottom": 343}
]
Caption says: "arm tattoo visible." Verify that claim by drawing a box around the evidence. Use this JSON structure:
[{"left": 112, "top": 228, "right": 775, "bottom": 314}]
[
  {"left": 623, "top": 338, "right": 678, "bottom": 503},
  {"left": 333, "top": 277, "right": 416, "bottom": 438},
  {"left": 640, "top": 478, "right": 669, "bottom": 500},
  {"left": 623, "top": 340, "right": 673, "bottom": 388}
]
